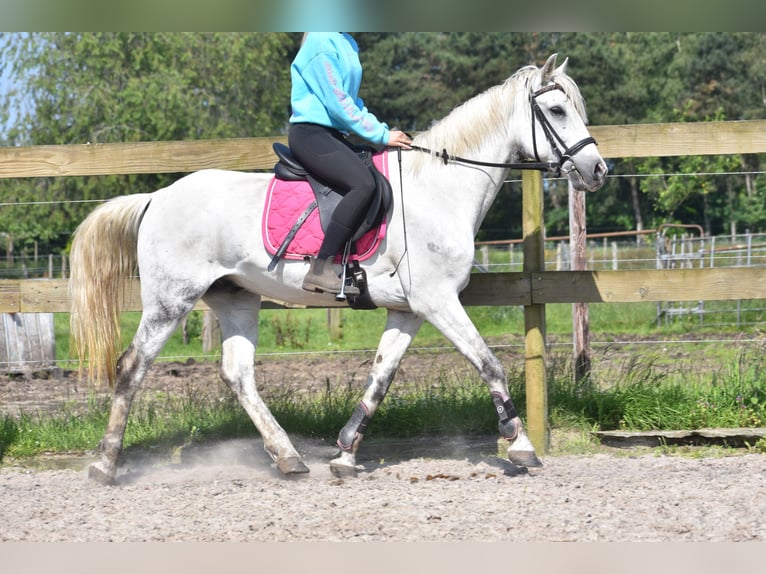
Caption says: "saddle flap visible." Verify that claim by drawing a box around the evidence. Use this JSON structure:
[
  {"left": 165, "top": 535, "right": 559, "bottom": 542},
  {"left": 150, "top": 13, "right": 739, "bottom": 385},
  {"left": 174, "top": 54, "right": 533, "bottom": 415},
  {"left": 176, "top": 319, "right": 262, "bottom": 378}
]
[{"left": 351, "top": 151, "right": 392, "bottom": 242}]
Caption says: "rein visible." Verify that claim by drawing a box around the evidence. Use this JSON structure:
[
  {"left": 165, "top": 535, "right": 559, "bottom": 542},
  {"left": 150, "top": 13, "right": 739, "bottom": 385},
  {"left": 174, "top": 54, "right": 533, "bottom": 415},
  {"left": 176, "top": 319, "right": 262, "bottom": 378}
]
[
  {"left": 409, "top": 144, "right": 558, "bottom": 173},
  {"left": 389, "top": 147, "right": 412, "bottom": 285},
  {"left": 409, "top": 82, "right": 597, "bottom": 177}
]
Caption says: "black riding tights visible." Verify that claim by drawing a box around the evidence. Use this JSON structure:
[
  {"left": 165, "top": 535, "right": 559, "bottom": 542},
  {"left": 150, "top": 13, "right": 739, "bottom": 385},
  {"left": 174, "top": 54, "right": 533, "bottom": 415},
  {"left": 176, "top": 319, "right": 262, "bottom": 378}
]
[{"left": 288, "top": 123, "right": 376, "bottom": 259}]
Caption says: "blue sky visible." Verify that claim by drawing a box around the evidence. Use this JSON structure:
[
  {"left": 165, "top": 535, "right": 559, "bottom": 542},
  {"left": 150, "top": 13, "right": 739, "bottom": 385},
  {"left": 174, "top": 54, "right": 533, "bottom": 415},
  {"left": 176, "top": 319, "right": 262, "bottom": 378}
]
[
  {"left": 0, "top": 39, "right": 19, "bottom": 134},
  {"left": 1, "top": 72, "right": 13, "bottom": 134}
]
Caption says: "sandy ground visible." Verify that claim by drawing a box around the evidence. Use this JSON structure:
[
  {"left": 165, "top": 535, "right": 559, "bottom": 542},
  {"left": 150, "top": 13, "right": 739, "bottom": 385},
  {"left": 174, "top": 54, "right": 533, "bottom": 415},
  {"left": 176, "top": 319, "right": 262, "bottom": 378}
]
[
  {"left": 1, "top": 349, "right": 765, "bottom": 542},
  {"left": 1, "top": 443, "right": 764, "bottom": 542}
]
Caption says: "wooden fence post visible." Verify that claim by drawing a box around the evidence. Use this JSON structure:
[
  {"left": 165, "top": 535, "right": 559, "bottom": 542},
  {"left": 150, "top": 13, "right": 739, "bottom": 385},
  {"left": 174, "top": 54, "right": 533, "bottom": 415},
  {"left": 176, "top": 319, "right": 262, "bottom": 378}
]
[
  {"left": 201, "top": 310, "right": 221, "bottom": 352},
  {"left": 569, "top": 182, "right": 591, "bottom": 381},
  {"left": 328, "top": 308, "right": 343, "bottom": 341},
  {"left": 522, "top": 170, "right": 548, "bottom": 454},
  {"left": 0, "top": 312, "right": 56, "bottom": 373}
]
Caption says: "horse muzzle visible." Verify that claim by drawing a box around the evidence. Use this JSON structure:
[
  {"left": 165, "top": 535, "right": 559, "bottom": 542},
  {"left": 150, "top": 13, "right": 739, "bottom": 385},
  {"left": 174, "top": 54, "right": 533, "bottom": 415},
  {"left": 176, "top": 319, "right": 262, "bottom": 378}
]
[{"left": 563, "top": 156, "right": 608, "bottom": 192}]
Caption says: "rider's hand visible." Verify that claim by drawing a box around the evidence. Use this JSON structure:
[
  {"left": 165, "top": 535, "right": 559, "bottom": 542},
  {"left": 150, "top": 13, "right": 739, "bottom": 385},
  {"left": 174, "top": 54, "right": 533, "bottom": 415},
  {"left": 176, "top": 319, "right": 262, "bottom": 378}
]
[{"left": 387, "top": 130, "right": 412, "bottom": 149}]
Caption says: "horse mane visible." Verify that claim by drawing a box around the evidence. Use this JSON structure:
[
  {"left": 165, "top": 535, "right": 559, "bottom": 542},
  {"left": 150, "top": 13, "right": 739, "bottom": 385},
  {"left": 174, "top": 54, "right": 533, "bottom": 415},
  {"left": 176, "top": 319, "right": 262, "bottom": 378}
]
[{"left": 409, "top": 62, "right": 587, "bottom": 174}]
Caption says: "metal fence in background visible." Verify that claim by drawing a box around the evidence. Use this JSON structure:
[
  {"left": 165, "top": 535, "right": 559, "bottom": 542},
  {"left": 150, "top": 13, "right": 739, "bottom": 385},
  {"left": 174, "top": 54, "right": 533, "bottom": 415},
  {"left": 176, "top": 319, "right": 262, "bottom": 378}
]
[{"left": 475, "top": 229, "right": 766, "bottom": 328}]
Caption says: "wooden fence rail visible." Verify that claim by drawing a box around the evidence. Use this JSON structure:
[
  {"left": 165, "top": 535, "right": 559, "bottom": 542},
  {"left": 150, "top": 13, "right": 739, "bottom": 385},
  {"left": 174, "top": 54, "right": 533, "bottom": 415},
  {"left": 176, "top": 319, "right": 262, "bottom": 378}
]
[
  {"left": 3, "top": 266, "right": 766, "bottom": 313},
  {"left": 3, "top": 119, "right": 766, "bottom": 455},
  {"left": 2, "top": 120, "right": 766, "bottom": 178}
]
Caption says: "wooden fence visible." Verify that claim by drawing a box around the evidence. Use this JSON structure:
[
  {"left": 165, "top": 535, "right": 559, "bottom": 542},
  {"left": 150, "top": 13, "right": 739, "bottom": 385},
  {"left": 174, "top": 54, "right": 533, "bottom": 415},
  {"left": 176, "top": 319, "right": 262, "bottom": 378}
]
[{"left": 2, "top": 120, "right": 766, "bottom": 453}]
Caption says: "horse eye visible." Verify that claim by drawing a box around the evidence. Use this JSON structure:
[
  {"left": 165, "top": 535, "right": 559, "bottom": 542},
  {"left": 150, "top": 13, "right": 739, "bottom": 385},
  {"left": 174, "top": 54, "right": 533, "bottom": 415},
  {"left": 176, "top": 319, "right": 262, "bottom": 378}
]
[{"left": 550, "top": 106, "right": 565, "bottom": 117}]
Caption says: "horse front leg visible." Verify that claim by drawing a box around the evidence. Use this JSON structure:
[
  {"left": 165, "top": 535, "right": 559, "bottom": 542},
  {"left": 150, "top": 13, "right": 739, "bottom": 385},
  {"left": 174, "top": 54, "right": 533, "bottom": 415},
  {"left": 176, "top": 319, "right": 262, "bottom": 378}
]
[
  {"left": 330, "top": 310, "right": 424, "bottom": 477},
  {"left": 422, "top": 296, "right": 542, "bottom": 468}
]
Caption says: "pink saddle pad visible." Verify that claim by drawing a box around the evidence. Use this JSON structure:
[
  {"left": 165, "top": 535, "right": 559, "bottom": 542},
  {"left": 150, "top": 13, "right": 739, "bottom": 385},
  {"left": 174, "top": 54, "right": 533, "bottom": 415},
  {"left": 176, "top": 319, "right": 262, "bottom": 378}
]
[{"left": 262, "top": 150, "right": 389, "bottom": 262}]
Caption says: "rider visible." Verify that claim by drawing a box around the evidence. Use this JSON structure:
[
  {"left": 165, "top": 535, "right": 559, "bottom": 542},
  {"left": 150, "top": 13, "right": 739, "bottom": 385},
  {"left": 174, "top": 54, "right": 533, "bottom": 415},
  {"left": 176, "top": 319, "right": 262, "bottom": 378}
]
[{"left": 289, "top": 32, "right": 411, "bottom": 295}]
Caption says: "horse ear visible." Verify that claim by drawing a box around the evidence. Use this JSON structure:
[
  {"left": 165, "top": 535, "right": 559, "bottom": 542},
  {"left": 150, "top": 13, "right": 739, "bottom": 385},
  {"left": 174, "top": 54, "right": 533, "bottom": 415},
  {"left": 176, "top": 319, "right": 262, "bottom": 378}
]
[
  {"left": 554, "top": 57, "right": 569, "bottom": 76},
  {"left": 540, "top": 53, "right": 558, "bottom": 83}
]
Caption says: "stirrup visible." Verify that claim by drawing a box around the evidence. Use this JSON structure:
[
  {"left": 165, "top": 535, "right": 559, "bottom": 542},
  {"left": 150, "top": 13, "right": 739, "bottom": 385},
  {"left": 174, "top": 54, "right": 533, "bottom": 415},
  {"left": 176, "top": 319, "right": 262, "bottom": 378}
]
[{"left": 336, "top": 242, "right": 353, "bottom": 301}]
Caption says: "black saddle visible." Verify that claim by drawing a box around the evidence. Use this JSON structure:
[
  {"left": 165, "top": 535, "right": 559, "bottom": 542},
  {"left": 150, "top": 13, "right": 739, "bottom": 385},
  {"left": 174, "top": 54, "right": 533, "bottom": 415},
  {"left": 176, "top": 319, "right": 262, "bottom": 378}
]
[{"left": 269, "top": 142, "right": 393, "bottom": 266}]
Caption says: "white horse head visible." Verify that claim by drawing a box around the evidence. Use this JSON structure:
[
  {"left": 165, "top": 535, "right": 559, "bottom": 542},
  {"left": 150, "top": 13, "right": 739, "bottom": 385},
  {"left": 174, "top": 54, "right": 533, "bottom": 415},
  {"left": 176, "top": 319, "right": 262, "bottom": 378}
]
[
  {"left": 410, "top": 53, "right": 607, "bottom": 193},
  {"left": 512, "top": 53, "right": 607, "bottom": 192}
]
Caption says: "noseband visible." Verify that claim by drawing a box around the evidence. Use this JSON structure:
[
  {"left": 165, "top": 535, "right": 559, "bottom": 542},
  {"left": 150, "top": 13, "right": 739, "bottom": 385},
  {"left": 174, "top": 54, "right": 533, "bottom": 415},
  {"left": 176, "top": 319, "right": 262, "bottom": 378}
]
[{"left": 529, "top": 83, "right": 597, "bottom": 177}]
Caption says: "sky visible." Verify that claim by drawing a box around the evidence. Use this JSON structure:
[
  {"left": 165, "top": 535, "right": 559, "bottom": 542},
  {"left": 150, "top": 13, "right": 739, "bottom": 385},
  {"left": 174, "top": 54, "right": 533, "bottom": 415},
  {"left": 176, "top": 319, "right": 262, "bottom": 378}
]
[
  {"left": 0, "top": 2, "right": 763, "bottom": 136},
  {"left": 0, "top": 33, "right": 23, "bottom": 136},
  {"left": 1, "top": 64, "right": 16, "bottom": 133}
]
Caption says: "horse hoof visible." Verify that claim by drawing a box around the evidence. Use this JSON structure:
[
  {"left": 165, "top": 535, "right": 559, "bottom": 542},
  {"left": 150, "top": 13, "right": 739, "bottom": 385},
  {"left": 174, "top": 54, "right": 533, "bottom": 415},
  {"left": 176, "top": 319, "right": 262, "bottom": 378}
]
[
  {"left": 329, "top": 461, "right": 358, "bottom": 478},
  {"left": 88, "top": 462, "right": 116, "bottom": 486},
  {"left": 507, "top": 450, "right": 543, "bottom": 468},
  {"left": 276, "top": 456, "right": 310, "bottom": 475}
]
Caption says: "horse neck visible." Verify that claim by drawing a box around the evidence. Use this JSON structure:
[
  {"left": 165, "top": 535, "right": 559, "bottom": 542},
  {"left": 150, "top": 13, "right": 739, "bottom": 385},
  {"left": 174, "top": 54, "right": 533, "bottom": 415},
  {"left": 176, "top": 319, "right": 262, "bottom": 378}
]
[
  {"left": 406, "top": 108, "right": 522, "bottom": 230},
  {"left": 408, "top": 78, "right": 528, "bottom": 186},
  {"left": 398, "top": 148, "right": 511, "bottom": 237}
]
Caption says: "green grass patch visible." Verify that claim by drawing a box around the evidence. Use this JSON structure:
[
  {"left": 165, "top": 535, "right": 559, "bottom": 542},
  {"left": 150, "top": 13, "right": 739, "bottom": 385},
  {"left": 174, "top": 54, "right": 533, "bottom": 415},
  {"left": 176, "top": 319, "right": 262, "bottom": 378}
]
[
  {"left": 52, "top": 300, "right": 762, "bottom": 368},
  {"left": 18, "top": 296, "right": 766, "bottom": 463},
  {"left": 3, "top": 348, "right": 765, "bottom": 462},
  {"left": 546, "top": 348, "right": 766, "bottom": 432}
]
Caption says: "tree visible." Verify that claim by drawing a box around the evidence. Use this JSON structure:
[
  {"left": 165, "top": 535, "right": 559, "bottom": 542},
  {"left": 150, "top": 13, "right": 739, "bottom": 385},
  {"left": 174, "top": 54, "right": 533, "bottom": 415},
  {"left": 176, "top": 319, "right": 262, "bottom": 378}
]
[
  {"left": 633, "top": 33, "right": 766, "bottom": 236},
  {"left": 357, "top": 32, "right": 536, "bottom": 133},
  {"left": 2, "top": 32, "right": 766, "bottom": 255},
  {"left": 0, "top": 32, "right": 299, "bottom": 255}
]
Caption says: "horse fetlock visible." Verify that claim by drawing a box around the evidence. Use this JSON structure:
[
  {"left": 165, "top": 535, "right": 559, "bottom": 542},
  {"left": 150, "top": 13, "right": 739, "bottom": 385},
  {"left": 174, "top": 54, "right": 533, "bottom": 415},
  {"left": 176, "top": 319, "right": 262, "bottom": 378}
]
[
  {"left": 97, "top": 435, "right": 123, "bottom": 460},
  {"left": 498, "top": 417, "right": 519, "bottom": 441},
  {"left": 89, "top": 438, "right": 121, "bottom": 485},
  {"left": 492, "top": 393, "right": 520, "bottom": 439},
  {"left": 337, "top": 401, "right": 371, "bottom": 453}
]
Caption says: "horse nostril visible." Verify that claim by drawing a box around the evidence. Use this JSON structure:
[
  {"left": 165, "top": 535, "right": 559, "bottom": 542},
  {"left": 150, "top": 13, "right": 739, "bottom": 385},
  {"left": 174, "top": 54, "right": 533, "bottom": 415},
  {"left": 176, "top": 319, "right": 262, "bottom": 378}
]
[{"left": 595, "top": 161, "right": 608, "bottom": 180}]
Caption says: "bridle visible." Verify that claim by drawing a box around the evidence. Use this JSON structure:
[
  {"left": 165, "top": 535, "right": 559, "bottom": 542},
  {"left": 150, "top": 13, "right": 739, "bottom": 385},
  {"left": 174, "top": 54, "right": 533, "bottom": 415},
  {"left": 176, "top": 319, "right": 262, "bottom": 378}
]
[
  {"left": 410, "top": 82, "right": 597, "bottom": 177},
  {"left": 529, "top": 83, "right": 597, "bottom": 177}
]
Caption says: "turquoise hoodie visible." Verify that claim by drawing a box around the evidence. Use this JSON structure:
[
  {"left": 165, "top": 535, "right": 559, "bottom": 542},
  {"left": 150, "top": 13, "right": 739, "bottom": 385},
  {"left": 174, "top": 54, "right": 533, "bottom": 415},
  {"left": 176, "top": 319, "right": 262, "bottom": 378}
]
[{"left": 289, "top": 33, "right": 390, "bottom": 145}]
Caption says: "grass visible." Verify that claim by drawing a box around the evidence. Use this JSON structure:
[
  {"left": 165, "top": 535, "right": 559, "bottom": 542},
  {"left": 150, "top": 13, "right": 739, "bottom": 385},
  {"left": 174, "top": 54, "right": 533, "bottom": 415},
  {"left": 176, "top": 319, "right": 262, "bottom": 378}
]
[
  {"left": 2, "top": 298, "right": 764, "bottom": 462},
  {"left": 52, "top": 299, "right": 764, "bottom": 366},
  {"left": 548, "top": 354, "right": 766, "bottom": 432},
  {"left": 2, "top": 342, "right": 765, "bottom": 461}
]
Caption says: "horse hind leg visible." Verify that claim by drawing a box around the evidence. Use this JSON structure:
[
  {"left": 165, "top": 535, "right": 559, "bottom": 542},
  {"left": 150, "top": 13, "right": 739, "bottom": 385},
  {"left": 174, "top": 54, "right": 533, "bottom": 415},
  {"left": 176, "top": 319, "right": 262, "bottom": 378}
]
[
  {"left": 88, "top": 314, "right": 181, "bottom": 485},
  {"left": 88, "top": 346, "right": 138, "bottom": 485},
  {"left": 204, "top": 287, "right": 308, "bottom": 475},
  {"left": 330, "top": 310, "right": 424, "bottom": 477}
]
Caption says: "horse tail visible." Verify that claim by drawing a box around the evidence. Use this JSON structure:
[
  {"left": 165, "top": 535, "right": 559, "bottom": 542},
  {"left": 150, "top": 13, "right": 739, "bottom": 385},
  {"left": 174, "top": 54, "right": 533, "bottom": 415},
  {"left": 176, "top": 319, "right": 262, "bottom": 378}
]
[{"left": 69, "top": 193, "right": 152, "bottom": 387}]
